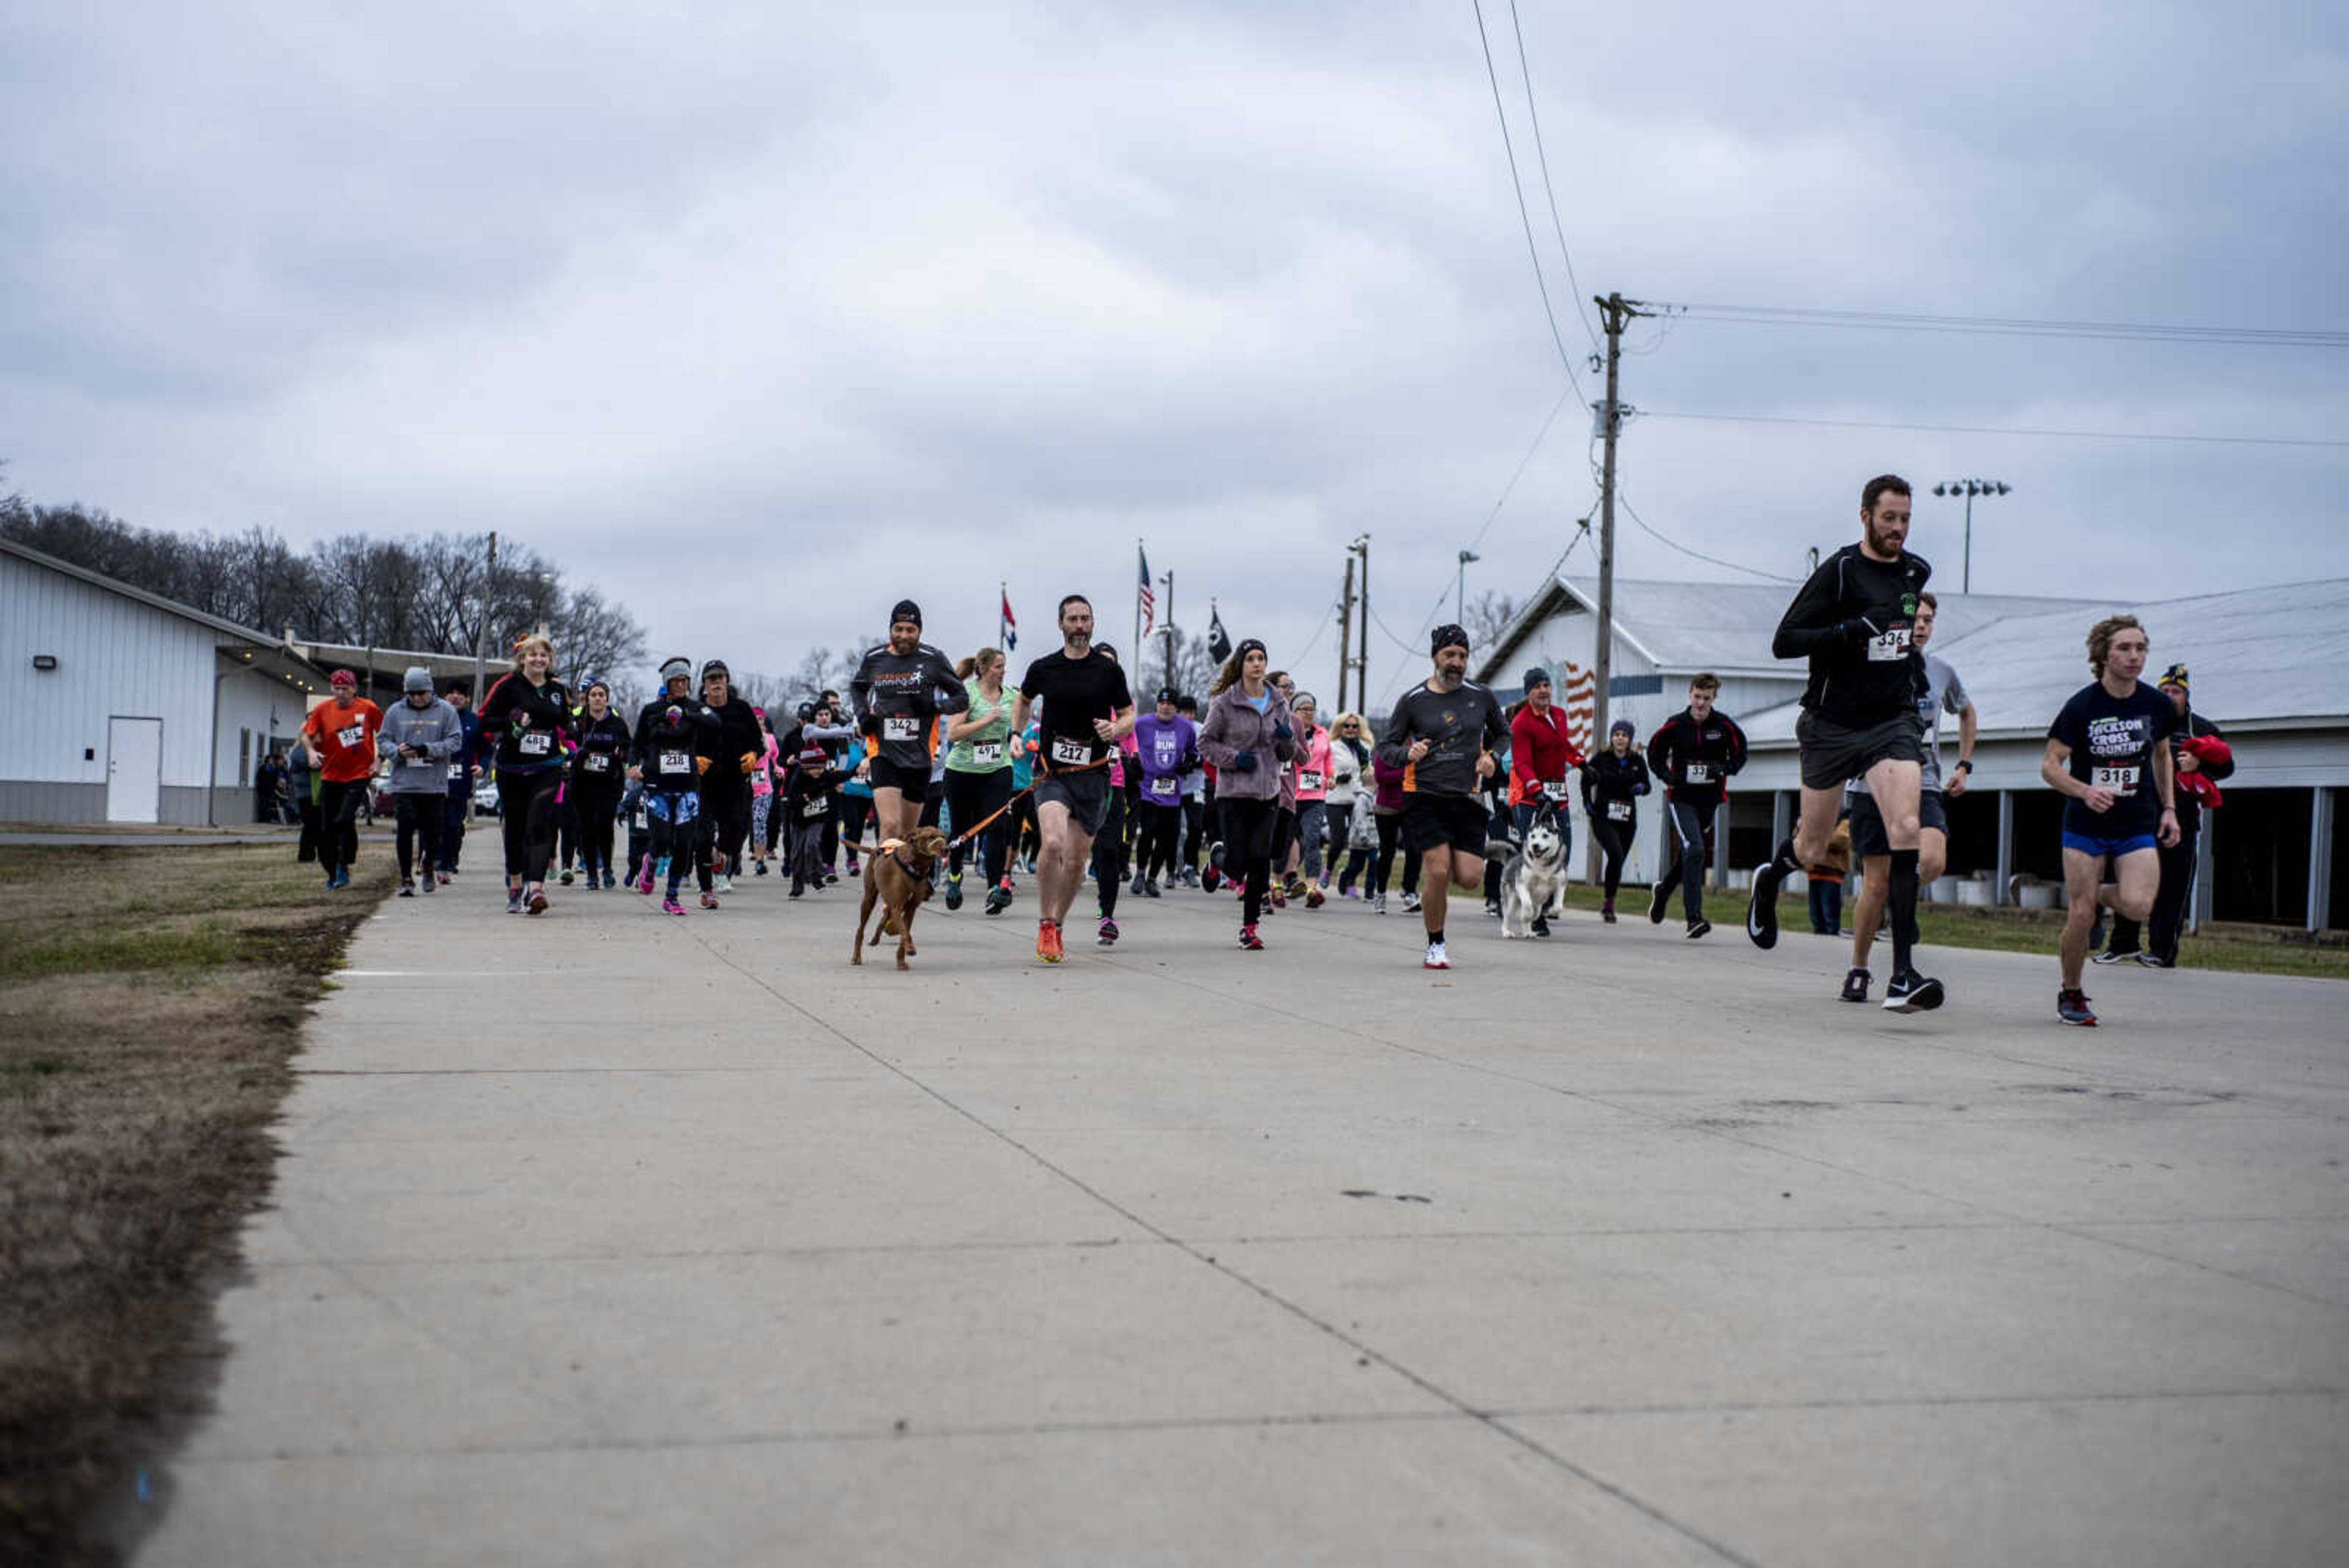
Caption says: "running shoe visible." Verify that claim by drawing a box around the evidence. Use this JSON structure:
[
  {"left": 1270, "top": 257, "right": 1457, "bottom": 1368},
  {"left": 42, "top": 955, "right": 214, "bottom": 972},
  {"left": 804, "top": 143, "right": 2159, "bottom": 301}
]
[
  {"left": 1037, "top": 921, "right": 1065, "bottom": 964},
  {"left": 700, "top": 891, "right": 721, "bottom": 909},
  {"left": 1373, "top": 892, "right": 1387, "bottom": 915},
  {"left": 985, "top": 879, "right": 1012, "bottom": 915},
  {"left": 398, "top": 879, "right": 415, "bottom": 897},
  {"left": 711, "top": 852, "right": 728, "bottom": 878},
  {"left": 1284, "top": 874, "right": 1308, "bottom": 901},
  {"left": 754, "top": 860, "right": 769, "bottom": 876},
  {"left": 1422, "top": 938, "right": 1450, "bottom": 970},
  {"left": 1483, "top": 897, "right": 1502, "bottom": 919},
  {"left": 2057, "top": 989, "right": 2097, "bottom": 1026},
  {"left": 1600, "top": 899, "right": 1616, "bottom": 924},
  {"left": 662, "top": 895, "right": 687, "bottom": 916},
  {"left": 1746, "top": 840, "right": 1794, "bottom": 949},
  {"left": 636, "top": 856, "right": 655, "bottom": 895},
  {"left": 2136, "top": 953, "right": 2172, "bottom": 968},
  {"left": 436, "top": 871, "right": 451, "bottom": 886},
  {"left": 2090, "top": 946, "right": 2135, "bottom": 965},
  {"left": 1305, "top": 886, "right": 1324, "bottom": 910},
  {"left": 1530, "top": 915, "right": 1549, "bottom": 938},
  {"left": 945, "top": 871, "right": 963, "bottom": 911},
  {"left": 845, "top": 855, "right": 860, "bottom": 877},
  {"left": 419, "top": 874, "right": 434, "bottom": 896},
  {"left": 506, "top": 887, "right": 523, "bottom": 914},
  {"left": 1686, "top": 918, "right": 1711, "bottom": 940},
  {"left": 1238, "top": 923, "right": 1264, "bottom": 951},
  {"left": 1401, "top": 891, "right": 1421, "bottom": 914},
  {"left": 558, "top": 870, "right": 574, "bottom": 886},
  {"left": 1097, "top": 917, "right": 1119, "bottom": 946},
  {"left": 1647, "top": 879, "right": 1670, "bottom": 924},
  {"left": 1143, "top": 878, "right": 1162, "bottom": 899},
  {"left": 1840, "top": 967, "right": 1872, "bottom": 1004},
  {"left": 789, "top": 881, "right": 804, "bottom": 898},
  {"left": 1201, "top": 865, "right": 1222, "bottom": 893},
  {"left": 1882, "top": 970, "right": 1946, "bottom": 1013},
  {"left": 714, "top": 874, "right": 733, "bottom": 894}
]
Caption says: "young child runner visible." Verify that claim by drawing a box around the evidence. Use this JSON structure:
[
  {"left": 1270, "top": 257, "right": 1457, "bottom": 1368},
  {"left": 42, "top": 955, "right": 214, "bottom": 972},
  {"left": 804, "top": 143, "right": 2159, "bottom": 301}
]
[
  {"left": 748, "top": 708, "right": 780, "bottom": 875},
  {"left": 570, "top": 677, "right": 632, "bottom": 890},
  {"left": 629, "top": 656, "right": 721, "bottom": 915},
  {"left": 782, "top": 741, "right": 848, "bottom": 897}
]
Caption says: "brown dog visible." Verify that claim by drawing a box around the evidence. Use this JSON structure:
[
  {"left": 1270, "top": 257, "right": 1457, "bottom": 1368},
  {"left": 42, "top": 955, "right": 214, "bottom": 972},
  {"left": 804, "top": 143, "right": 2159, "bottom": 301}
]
[{"left": 851, "top": 827, "right": 949, "bottom": 970}]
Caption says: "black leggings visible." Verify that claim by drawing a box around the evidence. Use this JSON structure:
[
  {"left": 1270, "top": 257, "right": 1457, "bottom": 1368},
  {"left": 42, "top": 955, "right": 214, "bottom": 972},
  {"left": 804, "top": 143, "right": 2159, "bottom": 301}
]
[
  {"left": 574, "top": 784, "right": 622, "bottom": 879},
  {"left": 707, "top": 775, "right": 751, "bottom": 875},
  {"left": 392, "top": 793, "right": 442, "bottom": 881},
  {"left": 1089, "top": 786, "right": 1127, "bottom": 918},
  {"left": 1136, "top": 798, "right": 1182, "bottom": 882},
  {"left": 500, "top": 771, "right": 563, "bottom": 886},
  {"left": 318, "top": 778, "right": 365, "bottom": 875},
  {"left": 1180, "top": 794, "right": 1205, "bottom": 872},
  {"left": 1371, "top": 811, "right": 1419, "bottom": 896},
  {"left": 1590, "top": 809, "right": 1636, "bottom": 901},
  {"left": 839, "top": 796, "right": 872, "bottom": 861},
  {"left": 945, "top": 768, "right": 1015, "bottom": 885},
  {"left": 1222, "top": 797, "right": 1278, "bottom": 926}
]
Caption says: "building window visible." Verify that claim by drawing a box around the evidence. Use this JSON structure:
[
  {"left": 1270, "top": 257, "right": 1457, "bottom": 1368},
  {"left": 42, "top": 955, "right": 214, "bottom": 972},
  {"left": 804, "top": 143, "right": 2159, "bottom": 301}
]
[{"left": 239, "top": 728, "right": 251, "bottom": 787}]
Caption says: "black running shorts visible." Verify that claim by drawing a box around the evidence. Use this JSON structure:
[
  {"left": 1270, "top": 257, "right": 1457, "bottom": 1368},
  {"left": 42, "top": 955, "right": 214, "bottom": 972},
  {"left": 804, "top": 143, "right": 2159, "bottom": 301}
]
[
  {"left": 1036, "top": 770, "right": 1110, "bottom": 838},
  {"left": 868, "top": 756, "right": 929, "bottom": 795},
  {"left": 1797, "top": 710, "right": 1923, "bottom": 792},
  {"left": 1401, "top": 793, "right": 1491, "bottom": 859},
  {"left": 1847, "top": 787, "right": 1948, "bottom": 858}
]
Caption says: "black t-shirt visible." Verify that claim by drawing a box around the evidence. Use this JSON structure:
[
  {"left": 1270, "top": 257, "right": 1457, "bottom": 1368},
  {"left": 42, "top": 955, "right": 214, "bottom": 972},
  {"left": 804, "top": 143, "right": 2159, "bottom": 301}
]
[
  {"left": 2048, "top": 680, "right": 2176, "bottom": 838},
  {"left": 1019, "top": 651, "right": 1132, "bottom": 770}
]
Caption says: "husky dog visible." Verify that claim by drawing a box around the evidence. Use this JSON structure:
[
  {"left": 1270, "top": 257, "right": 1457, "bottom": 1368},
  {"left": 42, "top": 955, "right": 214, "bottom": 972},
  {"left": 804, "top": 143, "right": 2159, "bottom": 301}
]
[{"left": 1499, "top": 806, "right": 1568, "bottom": 938}]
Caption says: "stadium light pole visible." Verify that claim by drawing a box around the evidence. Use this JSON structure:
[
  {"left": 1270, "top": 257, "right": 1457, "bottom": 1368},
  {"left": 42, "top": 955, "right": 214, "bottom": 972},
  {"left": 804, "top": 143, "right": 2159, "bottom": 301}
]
[
  {"left": 1455, "top": 549, "right": 1480, "bottom": 624},
  {"left": 1932, "top": 479, "right": 2009, "bottom": 593}
]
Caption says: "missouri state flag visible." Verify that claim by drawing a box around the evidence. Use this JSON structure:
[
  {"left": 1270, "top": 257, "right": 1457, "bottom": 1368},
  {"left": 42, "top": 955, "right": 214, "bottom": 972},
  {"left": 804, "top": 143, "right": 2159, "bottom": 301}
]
[{"left": 1000, "top": 589, "right": 1018, "bottom": 652}]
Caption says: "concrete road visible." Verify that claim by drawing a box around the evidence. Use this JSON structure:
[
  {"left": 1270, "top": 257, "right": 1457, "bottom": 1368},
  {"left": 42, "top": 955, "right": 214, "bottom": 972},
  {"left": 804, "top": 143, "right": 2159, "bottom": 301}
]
[{"left": 130, "top": 868, "right": 2349, "bottom": 1566}]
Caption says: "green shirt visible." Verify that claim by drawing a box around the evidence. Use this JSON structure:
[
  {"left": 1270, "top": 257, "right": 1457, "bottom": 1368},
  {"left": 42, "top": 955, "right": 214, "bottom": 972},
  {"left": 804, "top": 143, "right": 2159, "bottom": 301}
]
[{"left": 944, "top": 677, "right": 1015, "bottom": 773}]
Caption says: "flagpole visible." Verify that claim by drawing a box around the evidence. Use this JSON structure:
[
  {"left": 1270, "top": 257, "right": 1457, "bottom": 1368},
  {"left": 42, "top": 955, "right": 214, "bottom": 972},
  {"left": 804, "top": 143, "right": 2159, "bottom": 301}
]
[
  {"left": 999, "top": 579, "right": 1006, "bottom": 650},
  {"left": 1163, "top": 570, "right": 1175, "bottom": 693}
]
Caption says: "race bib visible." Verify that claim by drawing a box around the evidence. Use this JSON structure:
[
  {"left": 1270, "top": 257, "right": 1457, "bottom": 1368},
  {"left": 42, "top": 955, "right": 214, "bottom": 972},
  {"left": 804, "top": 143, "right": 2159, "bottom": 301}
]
[
  {"left": 1299, "top": 770, "right": 1324, "bottom": 792},
  {"left": 336, "top": 724, "right": 363, "bottom": 748},
  {"left": 2091, "top": 764, "right": 2140, "bottom": 797},
  {"left": 632, "top": 808, "right": 648, "bottom": 830},
  {"left": 883, "top": 716, "right": 919, "bottom": 742},
  {"left": 1050, "top": 737, "right": 1091, "bottom": 767},
  {"left": 971, "top": 741, "right": 1004, "bottom": 767},
  {"left": 519, "top": 730, "right": 552, "bottom": 756},
  {"left": 801, "top": 795, "right": 828, "bottom": 819},
  {"left": 659, "top": 749, "right": 692, "bottom": 776},
  {"left": 1685, "top": 763, "right": 1712, "bottom": 784},
  {"left": 584, "top": 752, "right": 611, "bottom": 772},
  {"left": 447, "top": 762, "right": 464, "bottom": 781},
  {"left": 1147, "top": 775, "right": 1177, "bottom": 800},
  {"left": 1607, "top": 800, "right": 1632, "bottom": 821},
  {"left": 1542, "top": 779, "right": 1572, "bottom": 802},
  {"left": 1866, "top": 626, "right": 1912, "bottom": 662}
]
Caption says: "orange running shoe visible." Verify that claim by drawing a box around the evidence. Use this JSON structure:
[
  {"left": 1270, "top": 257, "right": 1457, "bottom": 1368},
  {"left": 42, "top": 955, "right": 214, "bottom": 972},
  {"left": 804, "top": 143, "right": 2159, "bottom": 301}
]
[{"left": 1040, "top": 920, "right": 1067, "bottom": 963}]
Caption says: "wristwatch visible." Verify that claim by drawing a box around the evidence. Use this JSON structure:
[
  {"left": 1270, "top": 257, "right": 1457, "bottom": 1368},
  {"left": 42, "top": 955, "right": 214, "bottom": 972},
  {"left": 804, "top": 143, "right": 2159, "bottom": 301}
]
[{"left": 1953, "top": 759, "right": 1973, "bottom": 774}]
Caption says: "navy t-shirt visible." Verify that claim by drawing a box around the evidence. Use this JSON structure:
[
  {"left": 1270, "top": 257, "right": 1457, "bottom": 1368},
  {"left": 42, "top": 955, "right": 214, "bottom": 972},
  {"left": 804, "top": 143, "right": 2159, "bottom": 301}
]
[{"left": 2047, "top": 680, "right": 2176, "bottom": 839}]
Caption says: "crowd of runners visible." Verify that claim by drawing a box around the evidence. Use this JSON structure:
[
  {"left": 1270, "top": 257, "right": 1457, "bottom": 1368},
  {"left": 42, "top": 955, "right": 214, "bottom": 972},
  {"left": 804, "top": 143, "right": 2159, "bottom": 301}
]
[{"left": 291, "top": 477, "right": 2230, "bottom": 1027}]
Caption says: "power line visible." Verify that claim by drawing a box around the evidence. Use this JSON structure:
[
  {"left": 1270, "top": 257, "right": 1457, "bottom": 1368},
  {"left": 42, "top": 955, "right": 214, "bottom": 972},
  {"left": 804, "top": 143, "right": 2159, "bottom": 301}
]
[
  {"left": 1658, "top": 301, "right": 2349, "bottom": 349},
  {"left": 1618, "top": 492, "right": 1797, "bottom": 583},
  {"left": 1641, "top": 408, "right": 2349, "bottom": 450},
  {"left": 1503, "top": 0, "right": 1601, "bottom": 354},
  {"left": 1469, "top": 0, "right": 1588, "bottom": 399}
]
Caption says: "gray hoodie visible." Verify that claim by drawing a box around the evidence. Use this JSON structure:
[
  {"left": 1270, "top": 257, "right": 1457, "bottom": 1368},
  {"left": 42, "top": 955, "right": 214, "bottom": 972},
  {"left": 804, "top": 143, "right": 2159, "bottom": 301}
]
[{"left": 377, "top": 696, "right": 465, "bottom": 794}]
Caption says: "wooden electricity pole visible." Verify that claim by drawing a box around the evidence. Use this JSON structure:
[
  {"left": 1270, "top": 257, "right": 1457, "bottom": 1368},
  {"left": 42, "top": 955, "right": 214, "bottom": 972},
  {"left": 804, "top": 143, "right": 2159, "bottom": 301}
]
[{"left": 1336, "top": 552, "right": 1356, "bottom": 714}]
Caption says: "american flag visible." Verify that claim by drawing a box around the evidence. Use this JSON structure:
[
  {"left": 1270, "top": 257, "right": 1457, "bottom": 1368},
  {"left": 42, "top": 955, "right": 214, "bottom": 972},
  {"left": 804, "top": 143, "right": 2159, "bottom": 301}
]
[{"left": 1138, "top": 545, "right": 1155, "bottom": 635}]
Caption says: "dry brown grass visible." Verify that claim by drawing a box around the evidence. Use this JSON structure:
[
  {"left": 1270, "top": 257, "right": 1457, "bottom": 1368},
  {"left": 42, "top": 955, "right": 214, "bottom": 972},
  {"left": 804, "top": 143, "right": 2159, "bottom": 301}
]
[{"left": 0, "top": 842, "right": 387, "bottom": 1566}]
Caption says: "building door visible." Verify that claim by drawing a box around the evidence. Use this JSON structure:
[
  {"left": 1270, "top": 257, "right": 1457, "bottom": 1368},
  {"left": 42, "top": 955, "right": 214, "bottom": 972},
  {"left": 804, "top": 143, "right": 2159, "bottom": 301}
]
[{"left": 107, "top": 716, "right": 163, "bottom": 823}]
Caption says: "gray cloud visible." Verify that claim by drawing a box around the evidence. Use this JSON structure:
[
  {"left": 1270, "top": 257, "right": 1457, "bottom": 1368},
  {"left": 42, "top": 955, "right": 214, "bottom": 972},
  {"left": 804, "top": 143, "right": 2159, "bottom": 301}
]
[{"left": 4, "top": 1, "right": 2342, "bottom": 702}]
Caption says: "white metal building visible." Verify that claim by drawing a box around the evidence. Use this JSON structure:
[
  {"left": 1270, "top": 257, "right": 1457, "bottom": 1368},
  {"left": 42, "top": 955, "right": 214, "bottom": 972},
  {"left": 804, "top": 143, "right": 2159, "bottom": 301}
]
[
  {"left": 1475, "top": 573, "right": 2348, "bottom": 931},
  {"left": 2, "top": 538, "right": 336, "bottom": 826}
]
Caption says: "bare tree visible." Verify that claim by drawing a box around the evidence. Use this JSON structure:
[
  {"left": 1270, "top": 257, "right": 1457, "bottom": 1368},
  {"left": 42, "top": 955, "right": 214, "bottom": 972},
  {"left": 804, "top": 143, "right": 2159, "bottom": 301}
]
[{"left": 1461, "top": 590, "right": 1521, "bottom": 656}]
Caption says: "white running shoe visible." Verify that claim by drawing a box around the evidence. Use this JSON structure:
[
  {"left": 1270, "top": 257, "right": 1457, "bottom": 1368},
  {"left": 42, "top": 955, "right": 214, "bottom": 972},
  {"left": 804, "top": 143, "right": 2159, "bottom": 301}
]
[
  {"left": 1422, "top": 938, "right": 1450, "bottom": 970},
  {"left": 1401, "top": 891, "right": 1422, "bottom": 913},
  {"left": 714, "top": 874, "right": 735, "bottom": 894}
]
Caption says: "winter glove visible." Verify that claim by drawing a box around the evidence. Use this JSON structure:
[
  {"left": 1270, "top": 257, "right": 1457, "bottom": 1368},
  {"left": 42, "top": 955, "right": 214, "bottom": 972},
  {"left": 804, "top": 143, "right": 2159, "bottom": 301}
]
[
  {"left": 696, "top": 756, "right": 712, "bottom": 775},
  {"left": 1230, "top": 749, "right": 1259, "bottom": 773},
  {"left": 1272, "top": 722, "right": 1293, "bottom": 742},
  {"left": 1839, "top": 615, "right": 1882, "bottom": 646},
  {"left": 740, "top": 752, "right": 760, "bottom": 775}
]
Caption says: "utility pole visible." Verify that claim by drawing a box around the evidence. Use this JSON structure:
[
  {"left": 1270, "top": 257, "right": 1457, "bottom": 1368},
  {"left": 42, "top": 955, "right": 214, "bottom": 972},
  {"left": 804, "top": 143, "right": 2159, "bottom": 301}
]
[
  {"left": 1163, "top": 570, "right": 1176, "bottom": 694},
  {"left": 1356, "top": 535, "right": 1371, "bottom": 715},
  {"left": 1336, "top": 552, "right": 1356, "bottom": 714},
  {"left": 1592, "top": 292, "right": 1646, "bottom": 759},
  {"left": 469, "top": 529, "right": 498, "bottom": 705}
]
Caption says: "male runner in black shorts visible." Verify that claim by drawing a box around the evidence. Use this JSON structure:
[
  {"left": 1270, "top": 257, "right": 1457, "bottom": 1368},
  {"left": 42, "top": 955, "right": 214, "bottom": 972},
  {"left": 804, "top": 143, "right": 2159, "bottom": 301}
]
[
  {"left": 1377, "top": 624, "right": 1505, "bottom": 970},
  {"left": 849, "top": 601, "right": 967, "bottom": 844},
  {"left": 1012, "top": 595, "right": 1135, "bottom": 964},
  {"left": 1748, "top": 474, "right": 1945, "bottom": 1012}
]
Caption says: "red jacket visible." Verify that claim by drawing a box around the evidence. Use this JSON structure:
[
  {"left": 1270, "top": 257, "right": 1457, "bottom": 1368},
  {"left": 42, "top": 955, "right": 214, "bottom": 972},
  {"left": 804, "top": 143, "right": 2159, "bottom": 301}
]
[{"left": 1509, "top": 702, "right": 1586, "bottom": 808}]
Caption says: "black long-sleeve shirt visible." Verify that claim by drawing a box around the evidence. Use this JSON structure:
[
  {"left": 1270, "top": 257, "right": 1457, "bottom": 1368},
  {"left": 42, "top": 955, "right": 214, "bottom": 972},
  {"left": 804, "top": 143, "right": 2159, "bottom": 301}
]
[
  {"left": 1581, "top": 750, "right": 1653, "bottom": 823},
  {"left": 1646, "top": 709, "right": 1747, "bottom": 807},
  {"left": 632, "top": 696, "right": 720, "bottom": 791},
  {"left": 1772, "top": 544, "right": 1932, "bottom": 726},
  {"left": 477, "top": 674, "right": 575, "bottom": 776},
  {"left": 850, "top": 642, "right": 970, "bottom": 768},
  {"left": 696, "top": 695, "right": 765, "bottom": 781},
  {"left": 572, "top": 712, "right": 633, "bottom": 792},
  {"left": 1377, "top": 682, "right": 1507, "bottom": 799}
]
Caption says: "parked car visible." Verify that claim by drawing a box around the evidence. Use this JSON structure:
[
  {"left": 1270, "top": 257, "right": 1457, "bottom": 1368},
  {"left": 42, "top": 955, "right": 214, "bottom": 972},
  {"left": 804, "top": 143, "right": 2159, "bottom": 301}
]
[{"left": 472, "top": 778, "right": 502, "bottom": 818}]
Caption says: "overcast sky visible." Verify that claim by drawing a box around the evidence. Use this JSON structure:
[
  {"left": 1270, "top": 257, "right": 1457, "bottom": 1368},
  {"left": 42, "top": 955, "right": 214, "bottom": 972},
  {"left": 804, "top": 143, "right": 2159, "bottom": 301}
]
[{"left": 5, "top": 1, "right": 2343, "bottom": 703}]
